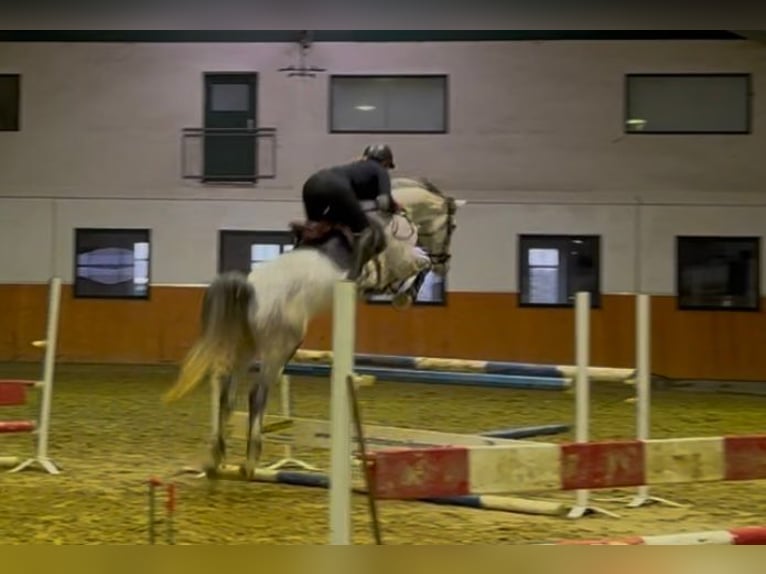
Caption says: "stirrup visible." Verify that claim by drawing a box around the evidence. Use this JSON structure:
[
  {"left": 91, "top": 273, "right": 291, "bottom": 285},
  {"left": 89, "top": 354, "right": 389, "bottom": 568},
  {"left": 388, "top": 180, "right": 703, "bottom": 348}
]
[{"left": 348, "top": 228, "right": 377, "bottom": 280}]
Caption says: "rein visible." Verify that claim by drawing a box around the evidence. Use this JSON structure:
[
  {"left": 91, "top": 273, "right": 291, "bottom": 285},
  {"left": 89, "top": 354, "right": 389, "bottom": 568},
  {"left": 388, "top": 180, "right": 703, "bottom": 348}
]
[
  {"left": 363, "top": 181, "right": 458, "bottom": 270},
  {"left": 412, "top": 196, "right": 457, "bottom": 266}
]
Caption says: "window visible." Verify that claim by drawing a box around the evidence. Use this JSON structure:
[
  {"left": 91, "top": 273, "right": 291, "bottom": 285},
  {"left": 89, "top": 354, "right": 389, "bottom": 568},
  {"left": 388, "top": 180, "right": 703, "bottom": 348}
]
[
  {"left": 218, "top": 230, "right": 294, "bottom": 273},
  {"left": 676, "top": 236, "right": 759, "bottom": 311},
  {"left": 330, "top": 75, "right": 448, "bottom": 133},
  {"left": 366, "top": 270, "right": 447, "bottom": 306},
  {"left": 518, "top": 235, "right": 600, "bottom": 307},
  {"left": 74, "top": 228, "right": 151, "bottom": 299},
  {"left": 625, "top": 73, "right": 751, "bottom": 134},
  {"left": 0, "top": 74, "right": 20, "bottom": 131}
]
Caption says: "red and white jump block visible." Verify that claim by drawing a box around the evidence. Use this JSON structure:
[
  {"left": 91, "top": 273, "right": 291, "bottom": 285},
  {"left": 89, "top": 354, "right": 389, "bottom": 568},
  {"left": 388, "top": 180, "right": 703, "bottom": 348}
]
[
  {"left": 0, "top": 380, "right": 40, "bottom": 434},
  {"left": 368, "top": 435, "right": 766, "bottom": 499},
  {"left": 553, "top": 524, "right": 766, "bottom": 545}
]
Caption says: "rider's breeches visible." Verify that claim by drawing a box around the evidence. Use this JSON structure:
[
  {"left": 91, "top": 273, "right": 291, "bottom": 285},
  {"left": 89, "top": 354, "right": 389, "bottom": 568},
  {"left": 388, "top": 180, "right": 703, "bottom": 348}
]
[{"left": 302, "top": 169, "right": 369, "bottom": 233}]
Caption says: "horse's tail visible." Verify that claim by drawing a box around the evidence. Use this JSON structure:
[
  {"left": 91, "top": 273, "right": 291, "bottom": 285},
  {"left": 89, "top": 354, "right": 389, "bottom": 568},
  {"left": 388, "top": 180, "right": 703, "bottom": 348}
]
[{"left": 162, "top": 271, "right": 257, "bottom": 404}]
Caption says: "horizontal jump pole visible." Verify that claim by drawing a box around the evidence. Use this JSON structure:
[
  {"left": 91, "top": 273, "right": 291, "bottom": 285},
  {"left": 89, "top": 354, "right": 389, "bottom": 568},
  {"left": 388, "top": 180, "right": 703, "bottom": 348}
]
[
  {"left": 209, "top": 465, "right": 568, "bottom": 517},
  {"left": 0, "top": 379, "right": 39, "bottom": 387},
  {"left": 293, "top": 349, "right": 634, "bottom": 383},
  {"left": 228, "top": 413, "right": 541, "bottom": 449},
  {"left": 481, "top": 424, "right": 571, "bottom": 440},
  {"left": 551, "top": 524, "right": 766, "bottom": 545},
  {"left": 254, "top": 362, "right": 570, "bottom": 391},
  {"left": 369, "top": 434, "right": 766, "bottom": 499},
  {"left": 0, "top": 456, "right": 21, "bottom": 467},
  {"left": 0, "top": 420, "right": 36, "bottom": 434}
]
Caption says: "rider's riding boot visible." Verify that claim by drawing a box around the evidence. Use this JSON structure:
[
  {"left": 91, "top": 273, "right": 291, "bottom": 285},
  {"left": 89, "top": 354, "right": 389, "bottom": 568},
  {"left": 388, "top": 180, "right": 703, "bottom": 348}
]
[{"left": 348, "top": 225, "right": 381, "bottom": 281}]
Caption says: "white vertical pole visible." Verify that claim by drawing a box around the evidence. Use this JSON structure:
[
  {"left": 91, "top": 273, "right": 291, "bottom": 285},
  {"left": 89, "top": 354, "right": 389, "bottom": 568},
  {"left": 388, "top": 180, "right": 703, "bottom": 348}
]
[
  {"left": 569, "top": 291, "right": 591, "bottom": 517},
  {"left": 633, "top": 293, "right": 651, "bottom": 502},
  {"left": 36, "top": 276, "right": 61, "bottom": 462},
  {"left": 329, "top": 280, "right": 356, "bottom": 545},
  {"left": 266, "top": 373, "right": 320, "bottom": 472},
  {"left": 626, "top": 293, "right": 681, "bottom": 510},
  {"left": 566, "top": 292, "right": 619, "bottom": 518},
  {"left": 11, "top": 276, "right": 62, "bottom": 474}
]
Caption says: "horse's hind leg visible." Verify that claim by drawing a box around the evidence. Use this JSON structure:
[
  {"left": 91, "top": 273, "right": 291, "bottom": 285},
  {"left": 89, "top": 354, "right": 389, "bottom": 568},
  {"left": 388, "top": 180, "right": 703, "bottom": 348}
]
[
  {"left": 243, "top": 369, "right": 271, "bottom": 480},
  {"left": 243, "top": 336, "right": 305, "bottom": 480},
  {"left": 244, "top": 383, "right": 267, "bottom": 479},
  {"left": 204, "top": 373, "right": 237, "bottom": 477}
]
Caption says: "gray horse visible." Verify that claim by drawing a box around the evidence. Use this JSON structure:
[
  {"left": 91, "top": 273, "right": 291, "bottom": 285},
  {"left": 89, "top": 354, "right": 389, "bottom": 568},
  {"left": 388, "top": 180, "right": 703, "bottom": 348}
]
[{"left": 162, "top": 178, "right": 462, "bottom": 478}]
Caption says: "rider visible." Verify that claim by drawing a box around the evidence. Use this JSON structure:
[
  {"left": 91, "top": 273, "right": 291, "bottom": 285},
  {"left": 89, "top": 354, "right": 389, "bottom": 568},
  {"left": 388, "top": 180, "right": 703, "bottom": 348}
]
[{"left": 301, "top": 144, "right": 398, "bottom": 280}]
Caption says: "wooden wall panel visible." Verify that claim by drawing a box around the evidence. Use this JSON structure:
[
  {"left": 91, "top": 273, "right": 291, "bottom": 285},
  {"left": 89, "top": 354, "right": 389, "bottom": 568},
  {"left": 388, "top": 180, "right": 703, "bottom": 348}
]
[
  {"left": 651, "top": 297, "right": 766, "bottom": 381},
  {"left": 1, "top": 283, "right": 765, "bottom": 382},
  {"left": 58, "top": 286, "right": 207, "bottom": 364},
  {"left": 0, "top": 284, "right": 204, "bottom": 364},
  {"left": 0, "top": 284, "right": 48, "bottom": 361},
  {"left": 306, "top": 293, "right": 637, "bottom": 368}
]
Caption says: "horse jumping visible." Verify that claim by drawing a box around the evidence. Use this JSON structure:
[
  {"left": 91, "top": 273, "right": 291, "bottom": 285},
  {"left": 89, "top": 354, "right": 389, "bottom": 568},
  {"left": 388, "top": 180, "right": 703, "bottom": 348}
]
[{"left": 162, "top": 178, "right": 462, "bottom": 479}]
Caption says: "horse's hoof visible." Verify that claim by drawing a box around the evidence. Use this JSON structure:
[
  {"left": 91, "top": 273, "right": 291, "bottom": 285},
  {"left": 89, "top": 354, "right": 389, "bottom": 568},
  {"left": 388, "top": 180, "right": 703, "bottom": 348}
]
[
  {"left": 392, "top": 292, "right": 413, "bottom": 309},
  {"left": 209, "top": 440, "right": 226, "bottom": 468},
  {"left": 203, "top": 464, "right": 221, "bottom": 479},
  {"left": 240, "top": 462, "right": 257, "bottom": 481}
]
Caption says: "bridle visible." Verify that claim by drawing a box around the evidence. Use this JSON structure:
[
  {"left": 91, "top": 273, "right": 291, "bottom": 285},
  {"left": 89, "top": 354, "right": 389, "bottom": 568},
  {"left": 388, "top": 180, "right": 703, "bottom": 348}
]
[
  {"left": 413, "top": 196, "right": 457, "bottom": 268},
  {"left": 360, "top": 193, "right": 457, "bottom": 269}
]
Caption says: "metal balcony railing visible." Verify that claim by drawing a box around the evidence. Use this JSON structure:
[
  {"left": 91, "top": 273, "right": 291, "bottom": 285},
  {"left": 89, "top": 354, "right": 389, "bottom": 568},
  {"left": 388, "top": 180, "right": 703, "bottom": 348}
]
[{"left": 181, "top": 127, "right": 277, "bottom": 183}]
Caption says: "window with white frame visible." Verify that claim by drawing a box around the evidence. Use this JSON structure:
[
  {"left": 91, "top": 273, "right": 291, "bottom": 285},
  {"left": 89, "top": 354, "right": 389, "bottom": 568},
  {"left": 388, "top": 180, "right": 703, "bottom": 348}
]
[
  {"left": 518, "top": 235, "right": 600, "bottom": 307},
  {"left": 624, "top": 73, "right": 751, "bottom": 134},
  {"left": 218, "top": 230, "right": 294, "bottom": 274},
  {"left": 330, "top": 75, "right": 448, "bottom": 133},
  {"left": 74, "top": 228, "right": 151, "bottom": 299}
]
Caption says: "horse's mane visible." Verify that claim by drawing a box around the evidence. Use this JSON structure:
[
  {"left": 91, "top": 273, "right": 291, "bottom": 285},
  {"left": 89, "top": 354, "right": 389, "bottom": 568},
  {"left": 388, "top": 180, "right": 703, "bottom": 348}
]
[{"left": 392, "top": 176, "right": 445, "bottom": 198}]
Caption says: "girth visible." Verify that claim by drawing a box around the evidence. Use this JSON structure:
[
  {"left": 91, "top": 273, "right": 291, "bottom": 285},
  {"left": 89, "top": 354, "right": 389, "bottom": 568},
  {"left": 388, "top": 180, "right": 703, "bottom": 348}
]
[{"left": 289, "top": 220, "right": 354, "bottom": 248}]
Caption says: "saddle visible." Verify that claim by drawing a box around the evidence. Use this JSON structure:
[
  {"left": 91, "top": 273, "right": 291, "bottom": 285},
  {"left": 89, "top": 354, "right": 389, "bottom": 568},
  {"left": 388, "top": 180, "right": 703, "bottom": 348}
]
[{"left": 289, "top": 220, "right": 355, "bottom": 250}]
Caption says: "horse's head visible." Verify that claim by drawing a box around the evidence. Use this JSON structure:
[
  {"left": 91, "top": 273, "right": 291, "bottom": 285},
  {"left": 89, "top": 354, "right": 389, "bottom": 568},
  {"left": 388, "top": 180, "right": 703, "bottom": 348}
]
[{"left": 391, "top": 177, "right": 464, "bottom": 276}]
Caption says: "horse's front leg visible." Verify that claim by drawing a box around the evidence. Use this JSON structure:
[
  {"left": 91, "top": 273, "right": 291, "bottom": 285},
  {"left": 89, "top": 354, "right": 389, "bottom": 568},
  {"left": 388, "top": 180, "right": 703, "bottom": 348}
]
[
  {"left": 204, "top": 373, "right": 236, "bottom": 477},
  {"left": 392, "top": 266, "right": 431, "bottom": 309}
]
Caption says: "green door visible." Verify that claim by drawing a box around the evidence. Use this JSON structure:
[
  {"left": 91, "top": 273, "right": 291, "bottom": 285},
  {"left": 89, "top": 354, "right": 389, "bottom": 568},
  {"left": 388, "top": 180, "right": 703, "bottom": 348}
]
[{"left": 203, "top": 73, "right": 258, "bottom": 183}]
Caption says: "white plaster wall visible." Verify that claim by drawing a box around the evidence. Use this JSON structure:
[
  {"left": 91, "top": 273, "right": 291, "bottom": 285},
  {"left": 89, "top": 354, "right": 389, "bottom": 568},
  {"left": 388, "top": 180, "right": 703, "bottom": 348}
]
[
  {"left": 2, "top": 197, "right": 766, "bottom": 294},
  {"left": 447, "top": 202, "right": 638, "bottom": 293},
  {"left": 0, "top": 39, "right": 764, "bottom": 201},
  {"left": 0, "top": 199, "right": 54, "bottom": 282},
  {"left": 1, "top": 39, "right": 765, "bottom": 291}
]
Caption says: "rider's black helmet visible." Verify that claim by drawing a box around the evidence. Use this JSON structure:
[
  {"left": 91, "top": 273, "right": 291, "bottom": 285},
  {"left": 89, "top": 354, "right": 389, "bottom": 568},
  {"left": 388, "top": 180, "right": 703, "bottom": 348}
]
[{"left": 363, "top": 144, "right": 395, "bottom": 169}]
